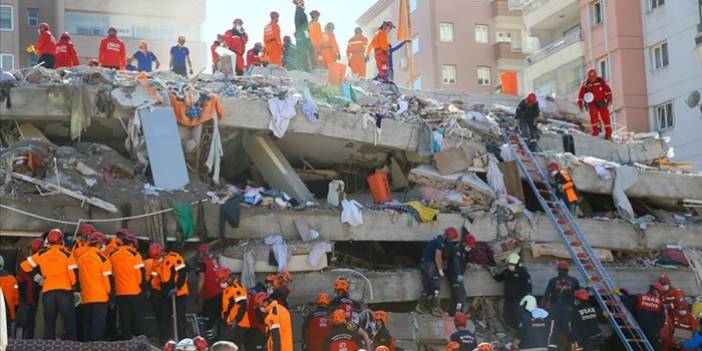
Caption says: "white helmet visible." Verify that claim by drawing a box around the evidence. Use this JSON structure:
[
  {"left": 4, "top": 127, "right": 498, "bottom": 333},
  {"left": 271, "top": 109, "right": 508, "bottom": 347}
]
[
  {"left": 520, "top": 295, "right": 537, "bottom": 312},
  {"left": 507, "top": 253, "right": 520, "bottom": 265},
  {"left": 175, "top": 338, "right": 197, "bottom": 351}
]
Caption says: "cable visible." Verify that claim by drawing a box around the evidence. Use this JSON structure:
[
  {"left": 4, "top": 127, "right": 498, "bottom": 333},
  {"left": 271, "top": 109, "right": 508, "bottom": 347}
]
[
  {"left": 328, "top": 268, "right": 374, "bottom": 301},
  {"left": 0, "top": 204, "right": 78, "bottom": 225}
]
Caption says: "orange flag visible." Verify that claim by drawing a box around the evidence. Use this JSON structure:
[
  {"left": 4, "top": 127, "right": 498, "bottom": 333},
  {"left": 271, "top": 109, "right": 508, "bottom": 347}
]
[{"left": 397, "top": 0, "right": 412, "bottom": 42}]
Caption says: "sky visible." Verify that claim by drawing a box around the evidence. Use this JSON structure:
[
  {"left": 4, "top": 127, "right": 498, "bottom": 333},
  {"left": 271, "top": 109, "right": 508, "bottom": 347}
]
[{"left": 203, "top": 0, "right": 379, "bottom": 60}]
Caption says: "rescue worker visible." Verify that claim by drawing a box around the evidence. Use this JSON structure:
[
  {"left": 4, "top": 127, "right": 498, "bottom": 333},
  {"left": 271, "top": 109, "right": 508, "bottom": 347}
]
[
  {"left": 491, "top": 253, "right": 532, "bottom": 329},
  {"left": 20, "top": 229, "right": 78, "bottom": 340},
  {"left": 543, "top": 262, "right": 580, "bottom": 350},
  {"left": 659, "top": 275, "right": 686, "bottom": 316},
  {"left": 682, "top": 319, "right": 702, "bottom": 350},
  {"left": 633, "top": 284, "right": 666, "bottom": 351},
  {"left": 256, "top": 292, "right": 293, "bottom": 351},
  {"left": 271, "top": 271, "right": 292, "bottom": 308},
  {"left": 662, "top": 300, "right": 697, "bottom": 351},
  {"left": 245, "top": 290, "right": 268, "bottom": 351},
  {"left": 217, "top": 267, "right": 250, "bottom": 346},
  {"left": 569, "top": 289, "right": 604, "bottom": 351},
  {"left": 103, "top": 229, "right": 128, "bottom": 256},
  {"left": 247, "top": 43, "right": 264, "bottom": 69},
  {"left": 72, "top": 223, "right": 94, "bottom": 259},
  {"left": 303, "top": 293, "right": 332, "bottom": 351},
  {"left": 447, "top": 234, "right": 477, "bottom": 317},
  {"left": 372, "top": 311, "right": 394, "bottom": 351},
  {"left": 99, "top": 26, "right": 126, "bottom": 69},
  {"left": 129, "top": 40, "right": 160, "bottom": 73},
  {"left": 16, "top": 238, "right": 43, "bottom": 339},
  {"left": 146, "top": 243, "right": 169, "bottom": 344},
  {"left": 0, "top": 254, "right": 19, "bottom": 337},
  {"left": 170, "top": 35, "right": 193, "bottom": 77},
  {"left": 515, "top": 295, "right": 552, "bottom": 351},
  {"left": 319, "top": 23, "right": 340, "bottom": 69},
  {"left": 308, "top": 10, "right": 323, "bottom": 67},
  {"left": 547, "top": 162, "right": 578, "bottom": 213},
  {"left": 158, "top": 248, "right": 190, "bottom": 340},
  {"left": 475, "top": 343, "right": 494, "bottom": 351},
  {"left": 109, "top": 232, "right": 147, "bottom": 339},
  {"left": 366, "top": 21, "right": 396, "bottom": 82},
  {"left": 283, "top": 36, "right": 297, "bottom": 70},
  {"left": 515, "top": 92, "right": 541, "bottom": 151},
  {"left": 323, "top": 309, "right": 364, "bottom": 351},
  {"left": 293, "top": 0, "right": 316, "bottom": 72},
  {"left": 577, "top": 68, "right": 613, "bottom": 139},
  {"left": 417, "top": 227, "right": 458, "bottom": 316},
  {"left": 450, "top": 312, "right": 477, "bottom": 351},
  {"left": 330, "top": 277, "right": 361, "bottom": 322},
  {"left": 263, "top": 11, "right": 284, "bottom": 65},
  {"left": 54, "top": 32, "right": 80, "bottom": 68},
  {"left": 347, "top": 27, "right": 369, "bottom": 78},
  {"left": 77, "top": 231, "right": 112, "bottom": 341},
  {"left": 34, "top": 23, "right": 57, "bottom": 68},
  {"left": 211, "top": 35, "right": 224, "bottom": 73},
  {"left": 195, "top": 244, "right": 223, "bottom": 341},
  {"left": 447, "top": 342, "right": 461, "bottom": 351},
  {"left": 224, "top": 19, "right": 249, "bottom": 75}
]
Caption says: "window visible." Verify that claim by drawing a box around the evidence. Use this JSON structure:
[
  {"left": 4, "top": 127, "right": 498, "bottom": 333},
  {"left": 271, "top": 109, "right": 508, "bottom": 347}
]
[
  {"left": 591, "top": 1, "right": 604, "bottom": 25},
  {"left": 650, "top": 0, "right": 664, "bottom": 10},
  {"left": 0, "top": 54, "right": 14, "bottom": 71},
  {"left": 413, "top": 76, "right": 422, "bottom": 90},
  {"left": 27, "top": 8, "right": 38, "bottom": 28},
  {"left": 442, "top": 65, "right": 457, "bottom": 85},
  {"left": 497, "top": 31, "right": 513, "bottom": 42},
  {"left": 399, "top": 57, "right": 408, "bottom": 70},
  {"left": 477, "top": 66, "right": 491, "bottom": 86},
  {"left": 598, "top": 57, "right": 609, "bottom": 80},
  {"left": 0, "top": 5, "right": 13, "bottom": 31},
  {"left": 652, "top": 41, "right": 669, "bottom": 69},
  {"left": 475, "top": 24, "right": 489, "bottom": 44},
  {"left": 412, "top": 36, "right": 420, "bottom": 54},
  {"left": 410, "top": 0, "right": 418, "bottom": 12},
  {"left": 656, "top": 102, "right": 673, "bottom": 130},
  {"left": 533, "top": 58, "right": 584, "bottom": 96},
  {"left": 440, "top": 23, "right": 454, "bottom": 43}
]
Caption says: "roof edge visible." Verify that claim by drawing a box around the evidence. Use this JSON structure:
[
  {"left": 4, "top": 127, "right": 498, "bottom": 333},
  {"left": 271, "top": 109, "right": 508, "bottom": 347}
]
[{"left": 356, "top": 0, "right": 394, "bottom": 26}]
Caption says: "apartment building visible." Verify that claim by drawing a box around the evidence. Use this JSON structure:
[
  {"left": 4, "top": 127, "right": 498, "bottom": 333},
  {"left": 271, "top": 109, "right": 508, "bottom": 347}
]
[
  {"left": 0, "top": 0, "right": 207, "bottom": 70},
  {"left": 357, "top": 0, "right": 531, "bottom": 94},
  {"left": 0, "top": 0, "right": 20, "bottom": 71}
]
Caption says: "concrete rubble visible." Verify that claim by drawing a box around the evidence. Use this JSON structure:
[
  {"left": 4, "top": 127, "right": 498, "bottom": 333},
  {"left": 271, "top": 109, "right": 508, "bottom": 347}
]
[{"left": 1, "top": 64, "right": 701, "bottom": 347}]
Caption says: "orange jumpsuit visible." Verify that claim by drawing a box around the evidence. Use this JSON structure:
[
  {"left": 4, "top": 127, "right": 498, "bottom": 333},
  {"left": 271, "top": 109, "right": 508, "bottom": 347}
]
[
  {"left": 319, "top": 31, "right": 339, "bottom": 69},
  {"left": 662, "top": 311, "right": 698, "bottom": 351},
  {"left": 221, "top": 280, "right": 250, "bottom": 328},
  {"left": 309, "top": 20, "right": 323, "bottom": 66},
  {"left": 265, "top": 300, "right": 293, "bottom": 351},
  {"left": 367, "top": 30, "right": 390, "bottom": 81},
  {"left": 347, "top": 34, "right": 368, "bottom": 78},
  {"left": 0, "top": 271, "right": 19, "bottom": 321},
  {"left": 264, "top": 21, "right": 283, "bottom": 65}
]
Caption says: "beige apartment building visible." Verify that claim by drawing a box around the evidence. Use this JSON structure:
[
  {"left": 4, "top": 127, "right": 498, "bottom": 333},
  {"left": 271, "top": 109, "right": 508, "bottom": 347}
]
[
  {"left": 0, "top": 0, "right": 207, "bottom": 71},
  {"left": 357, "top": 0, "right": 531, "bottom": 94}
]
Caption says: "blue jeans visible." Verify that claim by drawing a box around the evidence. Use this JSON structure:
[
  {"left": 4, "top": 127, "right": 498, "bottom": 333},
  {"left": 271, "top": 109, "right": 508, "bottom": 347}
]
[{"left": 43, "top": 290, "right": 77, "bottom": 340}]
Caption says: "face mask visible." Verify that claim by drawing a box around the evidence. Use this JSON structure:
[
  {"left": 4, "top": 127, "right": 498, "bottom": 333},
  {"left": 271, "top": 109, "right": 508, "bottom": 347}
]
[
  {"left": 220, "top": 283, "right": 228, "bottom": 289},
  {"left": 679, "top": 310, "right": 688, "bottom": 316},
  {"left": 662, "top": 285, "right": 670, "bottom": 291},
  {"left": 235, "top": 25, "right": 242, "bottom": 31},
  {"left": 508, "top": 265, "right": 516, "bottom": 272},
  {"left": 267, "top": 287, "right": 274, "bottom": 294}
]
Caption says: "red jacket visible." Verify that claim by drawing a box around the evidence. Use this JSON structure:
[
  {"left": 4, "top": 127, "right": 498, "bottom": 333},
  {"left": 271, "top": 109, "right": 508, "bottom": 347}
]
[
  {"left": 577, "top": 77, "right": 612, "bottom": 109},
  {"left": 303, "top": 307, "right": 331, "bottom": 351},
  {"left": 211, "top": 43, "right": 221, "bottom": 63},
  {"left": 224, "top": 30, "right": 248, "bottom": 72},
  {"left": 99, "top": 36, "right": 126, "bottom": 68},
  {"left": 246, "top": 48, "right": 262, "bottom": 68},
  {"left": 54, "top": 39, "right": 80, "bottom": 68},
  {"left": 35, "top": 31, "right": 57, "bottom": 56}
]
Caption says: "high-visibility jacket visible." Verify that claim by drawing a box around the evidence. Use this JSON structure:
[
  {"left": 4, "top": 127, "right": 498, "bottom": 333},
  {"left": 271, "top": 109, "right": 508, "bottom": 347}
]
[
  {"left": 35, "top": 30, "right": 57, "bottom": 56},
  {"left": 577, "top": 77, "right": 612, "bottom": 110},
  {"left": 246, "top": 48, "right": 262, "bottom": 69},
  {"left": 158, "top": 252, "right": 188, "bottom": 297},
  {"left": 0, "top": 271, "right": 19, "bottom": 320},
  {"left": 302, "top": 306, "right": 331, "bottom": 351},
  {"left": 263, "top": 21, "right": 283, "bottom": 65},
  {"left": 71, "top": 239, "right": 89, "bottom": 259},
  {"left": 99, "top": 36, "right": 127, "bottom": 69},
  {"left": 109, "top": 246, "right": 145, "bottom": 296},
  {"left": 221, "top": 280, "right": 250, "bottom": 328},
  {"left": 265, "top": 300, "right": 293, "bottom": 351},
  {"left": 77, "top": 247, "right": 112, "bottom": 304},
  {"left": 346, "top": 34, "right": 368, "bottom": 78},
  {"left": 54, "top": 39, "right": 80, "bottom": 68},
  {"left": 144, "top": 258, "right": 161, "bottom": 292},
  {"left": 366, "top": 30, "right": 389, "bottom": 58},
  {"left": 21, "top": 245, "right": 77, "bottom": 293},
  {"left": 319, "top": 31, "right": 339, "bottom": 67},
  {"left": 103, "top": 237, "right": 122, "bottom": 256},
  {"left": 556, "top": 170, "right": 577, "bottom": 203},
  {"left": 662, "top": 311, "right": 698, "bottom": 351},
  {"left": 309, "top": 21, "right": 323, "bottom": 49}
]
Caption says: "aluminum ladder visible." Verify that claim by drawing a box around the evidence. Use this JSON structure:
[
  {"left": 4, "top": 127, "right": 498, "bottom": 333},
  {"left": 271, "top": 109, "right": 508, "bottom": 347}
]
[{"left": 502, "top": 131, "right": 655, "bottom": 351}]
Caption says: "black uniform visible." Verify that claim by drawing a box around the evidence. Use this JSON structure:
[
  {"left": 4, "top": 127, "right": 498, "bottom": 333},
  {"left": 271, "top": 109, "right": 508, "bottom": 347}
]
[
  {"left": 569, "top": 301, "right": 604, "bottom": 351},
  {"left": 447, "top": 243, "right": 467, "bottom": 316},
  {"left": 544, "top": 272, "right": 580, "bottom": 350},
  {"left": 493, "top": 266, "right": 532, "bottom": 328},
  {"left": 515, "top": 98, "right": 541, "bottom": 150},
  {"left": 632, "top": 292, "right": 665, "bottom": 350},
  {"left": 373, "top": 325, "right": 394, "bottom": 350},
  {"left": 450, "top": 329, "right": 478, "bottom": 351},
  {"left": 517, "top": 308, "right": 553, "bottom": 350}
]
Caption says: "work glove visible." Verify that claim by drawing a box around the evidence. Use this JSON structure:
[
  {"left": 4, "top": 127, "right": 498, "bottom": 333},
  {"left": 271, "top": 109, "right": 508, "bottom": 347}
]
[
  {"left": 33, "top": 274, "right": 44, "bottom": 286},
  {"left": 438, "top": 269, "right": 445, "bottom": 277}
]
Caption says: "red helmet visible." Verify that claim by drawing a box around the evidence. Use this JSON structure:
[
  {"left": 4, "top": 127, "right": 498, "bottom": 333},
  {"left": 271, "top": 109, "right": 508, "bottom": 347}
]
[
  {"left": 676, "top": 299, "right": 689, "bottom": 310},
  {"left": 651, "top": 283, "right": 663, "bottom": 293},
  {"left": 444, "top": 227, "right": 459, "bottom": 240},
  {"left": 88, "top": 232, "right": 106, "bottom": 246},
  {"left": 658, "top": 274, "right": 671, "bottom": 285},
  {"left": 193, "top": 336, "right": 208, "bottom": 351},
  {"left": 547, "top": 162, "right": 559, "bottom": 172},
  {"left": 310, "top": 10, "right": 320, "bottom": 17},
  {"left": 60, "top": 32, "right": 71, "bottom": 40},
  {"left": 575, "top": 289, "right": 590, "bottom": 301},
  {"left": 463, "top": 234, "right": 477, "bottom": 248},
  {"left": 557, "top": 261, "right": 570, "bottom": 271},
  {"left": 39, "top": 23, "right": 50, "bottom": 31},
  {"left": 216, "top": 268, "right": 232, "bottom": 283},
  {"left": 47, "top": 229, "right": 64, "bottom": 244},
  {"left": 31, "top": 238, "right": 44, "bottom": 253},
  {"left": 270, "top": 11, "right": 279, "bottom": 18},
  {"left": 197, "top": 243, "right": 210, "bottom": 255},
  {"left": 123, "top": 233, "right": 138, "bottom": 246},
  {"left": 77, "top": 223, "right": 95, "bottom": 238},
  {"left": 148, "top": 243, "right": 164, "bottom": 259},
  {"left": 587, "top": 68, "right": 597, "bottom": 78},
  {"left": 454, "top": 311, "right": 467, "bottom": 327},
  {"left": 526, "top": 93, "right": 537, "bottom": 105},
  {"left": 253, "top": 292, "right": 268, "bottom": 308},
  {"left": 163, "top": 340, "right": 177, "bottom": 351}
]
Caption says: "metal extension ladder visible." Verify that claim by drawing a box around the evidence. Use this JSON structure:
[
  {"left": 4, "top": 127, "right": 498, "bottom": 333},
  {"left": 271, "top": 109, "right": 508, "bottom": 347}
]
[{"left": 502, "top": 130, "right": 655, "bottom": 351}]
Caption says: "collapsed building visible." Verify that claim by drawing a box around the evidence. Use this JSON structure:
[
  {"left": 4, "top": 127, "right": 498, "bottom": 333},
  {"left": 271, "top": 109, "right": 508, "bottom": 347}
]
[{"left": 0, "top": 65, "right": 701, "bottom": 349}]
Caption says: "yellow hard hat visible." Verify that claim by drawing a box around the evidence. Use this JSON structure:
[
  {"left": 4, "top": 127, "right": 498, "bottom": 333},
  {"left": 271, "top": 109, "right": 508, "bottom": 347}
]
[
  {"left": 507, "top": 253, "right": 521, "bottom": 265},
  {"left": 520, "top": 295, "right": 537, "bottom": 312}
]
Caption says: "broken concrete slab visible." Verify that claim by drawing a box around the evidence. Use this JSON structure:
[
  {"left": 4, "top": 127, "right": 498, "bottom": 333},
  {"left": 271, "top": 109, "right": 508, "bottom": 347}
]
[
  {"left": 434, "top": 147, "right": 472, "bottom": 175},
  {"left": 409, "top": 165, "right": 494, "bottom": 206},
  {"left": 539, "top": 131, "right": 668, "bottom": 165},
  {"left": 139, "top": 107, "right": 189, "bottom": 190},
  {"left": 531, "top": 243, "right": 614, "bottom": 262}
]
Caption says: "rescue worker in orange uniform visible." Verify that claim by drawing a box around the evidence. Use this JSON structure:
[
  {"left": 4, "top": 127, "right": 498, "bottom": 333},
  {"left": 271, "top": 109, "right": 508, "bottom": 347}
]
[
  {"left": 271, "top": 271, "right": 292, "bottom": 308},
  {"left": 103, "top": 229, "right": 129, "bottom": 256},
  {"left": 21, "top": 229, "right": 78, "bottom": 340},
  {"left": 255, "top": 292, "right": 293, "bottom": 351},
  {"left": 366, "top": 21, "right": 396, "bottom": 82},
  {"left": 308, "top": 10, "right": 323, "bottom": 67},
  {"left": 34, "top": 23, "right": 57, "bottom": 68},
  {"left": 109, "top": 232, "right": 147, "bottom": 339},
  {"left": 659, "top": 275, "right": 686, "bottom": 317},
  {"left": 77, "top": 231, "right": 113, "bottom": 341},
  {"left": 318, "top": 23, "right": 340, "bottom": 69},
  {"left": 662, "top": 300, "right": 698, "bottom": 351},
  {"left": 330, "top": 277, "right": 360, "bottom": 322},
  {"left": 217, "top": 267, "right": 250, "bottom": 346},
  {"left": 548, "top": 162, "right": 578, "bottom": 213},
  {"left": 577, "top": 68, "right": 613, "bottom": 139},
  {"left": 195, "top": 244, "right": 222, "bottom": 341},
  {"left": 158, "top": 248, "right": 190, "bottom": 340},
  {"left": 16, "top": 238, "right": 44, "bottom": 339},
  {"left": 99, "top": 26, "right": 127, "bottom": 70},
  {"left": 224, "top": 19, "right": 249, "bottom": 75},
  {"left": 347, "top": 27, "right": 369, "bottom": 78},
  {"left": 54, "top": 32, "right": 80, "bottom": 68},
  {"left": 323, "top": 309, "right": 364, "bottom": 351},
  {"left": 303, "top": 293, "right": 332, "bottom": 351},
  {"left": 372, "top": 311, "right": 395, "bottom": 351},
  {"left": 263, "top": 11, "right": 284, "bottom": 65},
  {"left": 0, "top": 254, "right": 19, "bottom": 337},
  {"left": 72, "top": 223, "right": 95, "bottom": 259}
]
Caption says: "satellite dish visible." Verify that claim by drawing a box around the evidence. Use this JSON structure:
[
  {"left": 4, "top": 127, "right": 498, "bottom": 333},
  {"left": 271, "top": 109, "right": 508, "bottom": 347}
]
[{"left": 686, "top": 90, "right": 701, "bottom": 108}]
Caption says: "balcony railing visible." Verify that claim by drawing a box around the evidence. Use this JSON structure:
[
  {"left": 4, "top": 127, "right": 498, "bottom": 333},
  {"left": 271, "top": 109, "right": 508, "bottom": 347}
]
[
  {"left": 526, "top": 29, "right": 582, "bottom": 64},
  {"left": 495, "top": 41, "right": 528, "bottom": 60},
  {"left": 521, "top": 0, "right": 549, "bottom": 14},
  {"left": 492, "top": 0, "right": 525, "bottom": 18}
]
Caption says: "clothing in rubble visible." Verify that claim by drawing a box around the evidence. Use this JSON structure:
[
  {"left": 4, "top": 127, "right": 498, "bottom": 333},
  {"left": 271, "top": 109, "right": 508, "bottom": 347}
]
[
  {"left": 170, "top": 91, "right": 224, "bottom": 127},
  {"left": 218, "top": 193, "right": 242, "bottom": 238}
]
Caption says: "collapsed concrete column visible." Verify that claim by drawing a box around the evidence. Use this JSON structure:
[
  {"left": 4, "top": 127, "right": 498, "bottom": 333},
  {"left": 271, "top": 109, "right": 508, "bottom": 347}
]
[{"left": 242, "top": 132, "right": 315, "bottom": 203}]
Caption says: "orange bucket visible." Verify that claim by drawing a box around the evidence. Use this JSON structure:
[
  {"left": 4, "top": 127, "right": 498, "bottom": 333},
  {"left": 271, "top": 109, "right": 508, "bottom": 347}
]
[
  {"left": 327, "top": 62, "right": 347, "bottom": 86},
  {"left": 367, "top": 172, "right": 392, "bottom": 204}
]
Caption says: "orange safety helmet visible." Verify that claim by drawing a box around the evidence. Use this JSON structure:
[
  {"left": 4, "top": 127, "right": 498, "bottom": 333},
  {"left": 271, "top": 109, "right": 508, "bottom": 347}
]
[
  {"left": 47, "top": 229, "right": 64, "bottom": 245},
  {"left": 575, "top": 289, "right": 590, "bottom": 301},
  {"left": 216, "top": 268, "right": 232, "bottom": 283},
  {"left": 316, "top": 292, "right": 331, "bottom": 306},
  {"left": 331, "top": 309, "right": 346, "bottom": 325},
  {"left": 148, "top": 243, "right": 164, "bottom": 259},
  {"left": 334, "top": 277, "right": 350, "bottom": 293},
  {"left": 373, "top": 310, "right": 389, "bottom": 323},
  {"left": 446, "top": 342, "right": 461, "bottom": 351}
]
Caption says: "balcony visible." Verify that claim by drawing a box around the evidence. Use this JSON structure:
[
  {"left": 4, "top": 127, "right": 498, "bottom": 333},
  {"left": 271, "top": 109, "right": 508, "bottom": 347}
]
[
  {"left": 495, "top": 41, "right": 528, "bottom": 61},
  {"left": 522, "top": 0, "right": 579, "bottom": 31},
  {"left": 526, "top": 29, "right": 581, "bottom": 65},
  {"left": 492, "top": 0, "right": 523, "bottom": 24},
  {"left": 64, "top": 0, "right": 206, "bottom": 21}
]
